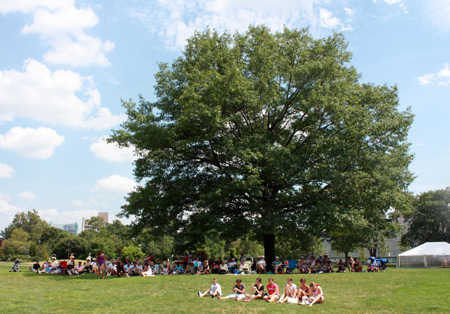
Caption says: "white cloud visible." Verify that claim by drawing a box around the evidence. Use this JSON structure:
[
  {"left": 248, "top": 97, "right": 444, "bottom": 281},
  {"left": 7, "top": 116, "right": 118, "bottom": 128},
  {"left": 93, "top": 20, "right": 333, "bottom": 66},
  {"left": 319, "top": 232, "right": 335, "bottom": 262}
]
[
  {"left": 19, "top": 191, "right": 36, "bottom": 200},
  {"left": 37, "top": 208, "right": 98, "bottom": 224},
  {"left": 0, "top": 198, "right": 22, "bottom": 231},
  {"left": 0, "top": 0, "right": 114, "bottom": 67},
  {"left": 0, "top": 126, "right": 65, "bottom": 159},
  {"left": 373, "top": 0, "right": 407, "bottom": 13},
  {"left": 94, "top": 175, "right": 136, "bottom": 194},
  {"left": 0, "top": 163, "right": 15, "bottom": 178},
  {"left": 0, "top": 0, "right": 71, "bottom": 14},
  {"left": 417, "top": 63, "right": 450, "bottom": 86},
  {"left": 319, "top": 8, "right": 342, "bottom": 29},
  {"left": 128, "top": 0, "right": 353, "bottom": 50},
  {"left": 0, "top": 59, "right": 124, "bottom": 129},
  {"left": 344, "top": 7, "right": 354, "bottom": 16},
  {"left": 90, "top": 136, "right": 135, "bottom": 162},
  {"left": 424, "top": 0, "right": 450, "bottom": 32}
]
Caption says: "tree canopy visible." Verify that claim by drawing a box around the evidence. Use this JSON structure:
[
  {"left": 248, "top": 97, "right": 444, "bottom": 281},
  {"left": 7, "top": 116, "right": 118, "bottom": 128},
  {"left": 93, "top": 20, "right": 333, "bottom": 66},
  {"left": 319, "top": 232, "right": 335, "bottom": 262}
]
[
  {"left": 111, "top": 25, "right": 414, "bottom": 265},
  {"left": 402, "top": 188, "right": 450, "bottom": 247}
]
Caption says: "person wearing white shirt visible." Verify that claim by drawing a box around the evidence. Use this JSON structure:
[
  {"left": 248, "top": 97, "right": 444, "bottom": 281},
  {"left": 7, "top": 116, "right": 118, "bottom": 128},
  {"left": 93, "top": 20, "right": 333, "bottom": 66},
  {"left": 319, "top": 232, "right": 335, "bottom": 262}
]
[
  {"left": 198, "top": 278, "right": 222, "bottom": 298},
  {"left": 277, "top": 278, "right": 298, "bottom": 304}
]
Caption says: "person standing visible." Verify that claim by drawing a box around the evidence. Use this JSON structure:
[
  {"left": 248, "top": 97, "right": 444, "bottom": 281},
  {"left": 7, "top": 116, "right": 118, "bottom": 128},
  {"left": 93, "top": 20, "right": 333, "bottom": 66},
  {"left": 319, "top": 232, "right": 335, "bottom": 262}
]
[{"left": 96, "top": 250, "right": 106, "bottom": 279}]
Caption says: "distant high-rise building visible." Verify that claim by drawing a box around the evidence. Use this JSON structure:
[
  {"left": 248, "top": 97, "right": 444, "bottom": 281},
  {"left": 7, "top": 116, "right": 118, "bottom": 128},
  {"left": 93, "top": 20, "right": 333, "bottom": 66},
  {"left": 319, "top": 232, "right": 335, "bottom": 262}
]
[
  {"left": 98, "top": 212, "right": 109, "bottom": 224},
  {"left": 81, "top": 212, "right": 109, "bottom": 232},
  {"left": 50, "top": 222, "right": 78, "bottom": 235}
]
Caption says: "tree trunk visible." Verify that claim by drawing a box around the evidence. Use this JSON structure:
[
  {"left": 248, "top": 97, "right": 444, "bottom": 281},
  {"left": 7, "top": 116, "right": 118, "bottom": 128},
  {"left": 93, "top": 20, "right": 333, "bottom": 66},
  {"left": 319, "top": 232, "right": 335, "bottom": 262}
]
[
  {"left": 369, "top": 247, "right": 376, "bottom": 257},
  {"left": 263, "top": 234, "right": 275, "bottom": 272}
]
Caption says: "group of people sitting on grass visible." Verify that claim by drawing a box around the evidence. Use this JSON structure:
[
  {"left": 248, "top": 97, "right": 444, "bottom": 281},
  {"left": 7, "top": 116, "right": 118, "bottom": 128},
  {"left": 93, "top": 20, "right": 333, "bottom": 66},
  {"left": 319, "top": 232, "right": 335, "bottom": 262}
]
[
  {"left": 30, "top": 252, "right": 99, "bottom": 276},
  {"left": 29, "top": 250, "right": 374, "bottom": 278},
  {"left": 198, "top": 277, "right": 324, "bottom": 307}
]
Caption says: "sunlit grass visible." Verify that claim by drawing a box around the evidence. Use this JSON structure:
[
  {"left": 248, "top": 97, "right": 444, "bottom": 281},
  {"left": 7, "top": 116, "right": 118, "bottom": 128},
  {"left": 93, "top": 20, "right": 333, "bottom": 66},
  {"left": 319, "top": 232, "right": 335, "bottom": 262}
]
[{"left": 0, "top": 264, "right": 449, "bottom": 313}]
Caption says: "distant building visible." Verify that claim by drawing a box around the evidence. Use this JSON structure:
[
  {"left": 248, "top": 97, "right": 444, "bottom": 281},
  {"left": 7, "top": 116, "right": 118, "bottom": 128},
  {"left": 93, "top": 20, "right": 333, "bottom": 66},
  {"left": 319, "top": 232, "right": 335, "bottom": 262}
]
[
  {"left": 81, "top": 212, "right": 109, "bottom": 232},
  {"left": 0, "top": 235, "right": 5, "bottom": 247},
  {"left": 98, "top": 212, "right": 109, "bottom": 224},
  {"left": 50, "top": 222, "right": 78, "bottom": 235}
]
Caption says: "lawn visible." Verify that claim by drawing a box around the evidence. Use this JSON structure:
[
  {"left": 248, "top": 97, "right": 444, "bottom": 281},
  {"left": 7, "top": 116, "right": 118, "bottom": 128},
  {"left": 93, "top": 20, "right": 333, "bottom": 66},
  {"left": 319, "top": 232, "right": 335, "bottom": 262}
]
[{"left": 0, "top": 263, "right": 449, "bottom": 314}]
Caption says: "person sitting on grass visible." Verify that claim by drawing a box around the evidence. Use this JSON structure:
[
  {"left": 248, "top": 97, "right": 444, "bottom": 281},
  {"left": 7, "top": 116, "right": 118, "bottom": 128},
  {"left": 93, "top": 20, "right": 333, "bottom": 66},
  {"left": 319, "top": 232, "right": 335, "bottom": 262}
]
[
  {"left": 256, "top": 257, "right": 266, "bottom": 274},
  {"left": 219, "top": 261, "right": 230, "bottom": 274},
  {"left": 217, "top": 278, "right": 246, "bottom": 300},
  {"left": 116, "top": 260, "right": 125, "bottom": 277},
  {"left": 277, "top": 277, "right": 298, "bottom": 304},
  {"left": 141, "top": 262, "right": 154, "bottom": 277},
  {"left": 379, "top": 259, "right": 387, "bottom": 271},
  {"left": 198, "top": 278, "right": 222, "bottom": 298},
  {"left": 161, "top": 262, "right": 170, "bottom": 275},
  {"left": 238, "top": 258, "right": 246, "bottom": 273},
  {"left": 185, "top": 261, "right": 195, "bottom": 275},
  {"left": 124, "top": 260, "right": 132, "bottom": 276},
  {"left": 174, "top": 262, "right": 184, "bottom": 274},
  {"left": 354, "top": 259, "right": 363, "bottom": 272},
  {"left": 263, "top": 278, "right": 280, "bottom": 303},
  {"left": 29, "top": 260, "right": 41, "bottom": 273},
  {"left": 228, "top": 258, "right": 237, "bottom": 273},
  {"left": 39, "top": 261, "right": 50, "bottom": 273},
  {"left": 325, "top": 260, "right": 334, "bottom": 273},
  {"left": 211, "top": 261, "right": 219, "bottom": 274},
  {"left": 136, "top": 261, "right": 144, "bottom": 276},
  {"left": 193, "top": 258, "right": 202, "bottom": 274},
  {"left": 106, "top": 260, "right": 116, "bottom": 276},
  {"left": 75, "top": 261, "right": 85, "bottom": 275},
  {"left": 272, "top": 256, "right": 283, "bottom": 274},
  {"left": 368, "top": 257, "right": 379, "bottom": 272},
  {"left": 302, "top": 258, "right": 310, "bottom": 273},
  {"left": 200, "top": 260, "right": 210, "bottom": 275},
  {"left": 83, "top": 261, "right": 92, "bottom": 274},
  {"left": 67, "top": 255, "right": 75, "bottom": 275},
  {"left": 242, "top": 277, "right": 265, "bottom": 302},
  {"left": 347, "top": 256, "right": 355, "bottom": 272},
  {"left": 60, "top": 259, "right": 68, "bottom": 275},
  {"left": 318, "top": 262, "right": 327, "bottom": 274},
  {"left": 297, "top": 278, "right": 310, "bottom": 300},
  {"left": 336, "top": 259, "right": 346, "bottom": 272},
  {"left": 300, "top": 282, "right": 324, "bottom": 307}
]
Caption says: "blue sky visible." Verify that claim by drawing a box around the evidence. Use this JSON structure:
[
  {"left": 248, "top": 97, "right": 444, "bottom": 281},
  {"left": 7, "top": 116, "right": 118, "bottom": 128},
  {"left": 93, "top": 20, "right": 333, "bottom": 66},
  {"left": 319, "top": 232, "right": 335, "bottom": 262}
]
[{"left": 1, "top": 0, "right": 449, "bottom": 232}]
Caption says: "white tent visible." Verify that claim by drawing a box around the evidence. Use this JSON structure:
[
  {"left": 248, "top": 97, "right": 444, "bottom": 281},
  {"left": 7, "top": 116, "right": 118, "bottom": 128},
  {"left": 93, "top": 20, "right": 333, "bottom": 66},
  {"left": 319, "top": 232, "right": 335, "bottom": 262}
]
[{"left": 398, "top": 242, "right": 450, "bottom": 268}]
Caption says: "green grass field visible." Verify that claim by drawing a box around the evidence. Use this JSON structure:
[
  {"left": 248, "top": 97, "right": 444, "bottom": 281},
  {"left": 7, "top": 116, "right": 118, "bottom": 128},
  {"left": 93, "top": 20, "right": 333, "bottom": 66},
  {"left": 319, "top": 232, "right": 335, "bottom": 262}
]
[{"left": 0, "top": 264, "right": 449, "bottom": 314}]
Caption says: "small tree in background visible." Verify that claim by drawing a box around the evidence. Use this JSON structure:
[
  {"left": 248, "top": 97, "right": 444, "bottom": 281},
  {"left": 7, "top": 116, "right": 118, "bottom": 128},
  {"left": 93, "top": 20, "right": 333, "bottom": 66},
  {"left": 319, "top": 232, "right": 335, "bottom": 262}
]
[
  {"left": 121, "top": 245, "right": 145, "bottom": 261},
  {"left": 402, "top": 188, "right": 450, "bottom": 247}
]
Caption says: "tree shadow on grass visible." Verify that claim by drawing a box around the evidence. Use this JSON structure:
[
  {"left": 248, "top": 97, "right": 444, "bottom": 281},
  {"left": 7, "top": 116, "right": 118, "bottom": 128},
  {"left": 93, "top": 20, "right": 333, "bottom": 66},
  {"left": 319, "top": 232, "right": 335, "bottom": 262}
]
[{"left": 22, "top": 272, "right": 125, "bottom": 281}]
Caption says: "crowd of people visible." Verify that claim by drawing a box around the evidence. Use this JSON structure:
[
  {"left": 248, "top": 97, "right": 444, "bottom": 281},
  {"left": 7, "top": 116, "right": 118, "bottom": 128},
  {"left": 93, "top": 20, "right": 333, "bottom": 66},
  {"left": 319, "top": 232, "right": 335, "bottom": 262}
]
[
  {"left": 28, "top": 251, "right": 382, "bottom": 278},
  {"left": 198, "top": 277, "right": 324, "bottom": 307}
]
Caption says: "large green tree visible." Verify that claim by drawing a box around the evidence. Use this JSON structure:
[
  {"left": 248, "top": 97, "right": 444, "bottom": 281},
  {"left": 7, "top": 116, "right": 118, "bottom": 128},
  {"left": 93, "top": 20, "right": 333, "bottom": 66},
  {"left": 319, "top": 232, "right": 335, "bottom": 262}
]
[
  {"left": 111, "top": 26, "right": 414, "bottom": 267},
  {"left": 2, "top": 210, "right": 48, "bottom": 242},
  {"left": 402, "top": 188, "right": 450, "bottom": 247},
  {"left": 3, "top": 229, "right": 31, "bottom": 256}
]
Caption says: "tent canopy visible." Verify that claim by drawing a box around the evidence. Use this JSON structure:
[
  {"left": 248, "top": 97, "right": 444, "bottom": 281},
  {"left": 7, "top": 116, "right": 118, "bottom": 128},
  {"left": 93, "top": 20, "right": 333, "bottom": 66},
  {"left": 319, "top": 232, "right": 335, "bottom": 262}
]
[{"left": 399, "top": 242, "right": 450, "bottom": 257}]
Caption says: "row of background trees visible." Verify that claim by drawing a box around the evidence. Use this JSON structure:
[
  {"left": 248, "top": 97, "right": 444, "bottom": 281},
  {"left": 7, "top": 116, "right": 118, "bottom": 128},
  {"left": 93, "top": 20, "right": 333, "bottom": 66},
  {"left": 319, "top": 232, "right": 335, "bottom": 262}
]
[
  {"left": 1, "top": 187, "right": 448, "bottom": 262},
  {"left": 0, "top": 210, "right": 266, "bottom": 262}
]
